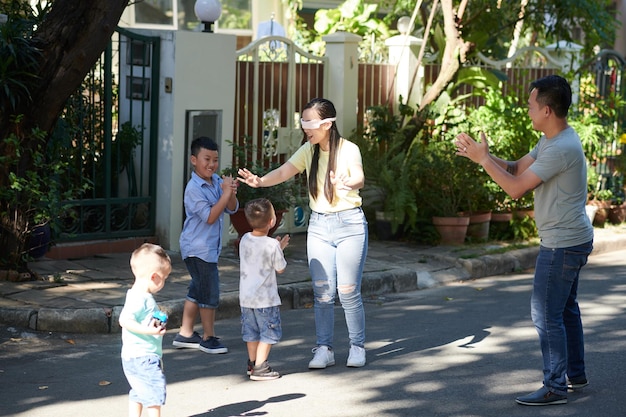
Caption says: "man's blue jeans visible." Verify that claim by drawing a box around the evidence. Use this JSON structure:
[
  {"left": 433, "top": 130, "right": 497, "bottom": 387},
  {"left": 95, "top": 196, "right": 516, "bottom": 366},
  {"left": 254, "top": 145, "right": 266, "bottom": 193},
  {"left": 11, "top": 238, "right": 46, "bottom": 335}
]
[
  {"left": 532, "top": 240, "right": 593, "bottom": 395},
  {"left": 307, "top": 207, "right": 368, "bottom": 349}
]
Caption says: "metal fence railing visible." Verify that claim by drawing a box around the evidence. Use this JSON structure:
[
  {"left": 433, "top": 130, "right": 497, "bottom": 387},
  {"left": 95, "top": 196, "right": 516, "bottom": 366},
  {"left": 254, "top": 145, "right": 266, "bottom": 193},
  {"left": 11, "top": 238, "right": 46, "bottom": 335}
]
[{"left": 54, "top": 28, "right": 160, "bottom": 242}]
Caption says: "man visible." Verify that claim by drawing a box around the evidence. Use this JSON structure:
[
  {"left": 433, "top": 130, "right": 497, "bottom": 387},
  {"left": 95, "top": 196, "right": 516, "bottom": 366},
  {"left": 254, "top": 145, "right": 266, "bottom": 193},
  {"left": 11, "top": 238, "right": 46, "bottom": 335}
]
[{"left": 456, "top": 74, "right": 594, "bottom": 406}]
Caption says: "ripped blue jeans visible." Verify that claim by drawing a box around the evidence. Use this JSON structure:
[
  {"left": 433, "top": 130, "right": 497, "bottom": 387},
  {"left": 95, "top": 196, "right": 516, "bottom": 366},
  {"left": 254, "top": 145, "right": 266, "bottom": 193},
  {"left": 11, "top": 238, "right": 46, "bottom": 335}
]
[{"left": 307, "top": 207, "right": 368, "bottom": 349}]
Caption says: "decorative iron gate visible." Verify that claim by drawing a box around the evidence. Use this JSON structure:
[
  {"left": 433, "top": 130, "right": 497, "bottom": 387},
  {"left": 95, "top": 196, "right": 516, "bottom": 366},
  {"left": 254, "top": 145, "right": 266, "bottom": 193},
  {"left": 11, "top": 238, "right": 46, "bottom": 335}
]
[
  {"left": 55, "top": 28, "right": 160, "bottom": 242},
  {"left": 586, "top": 49, "right": 626, "bottom": 199},
  {"left": 232, "top": 35, "right": 328, "bottom": 235}
]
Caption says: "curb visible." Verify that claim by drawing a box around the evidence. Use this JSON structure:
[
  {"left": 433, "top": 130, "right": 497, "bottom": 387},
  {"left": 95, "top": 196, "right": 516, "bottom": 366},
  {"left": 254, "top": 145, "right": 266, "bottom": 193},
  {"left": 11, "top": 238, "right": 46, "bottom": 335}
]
[
  {"left": 0, "top": 267, "right": 418, "bottom": 334},
  {"left": 1, "top": 234, "right": 624, "bottom": 334}
]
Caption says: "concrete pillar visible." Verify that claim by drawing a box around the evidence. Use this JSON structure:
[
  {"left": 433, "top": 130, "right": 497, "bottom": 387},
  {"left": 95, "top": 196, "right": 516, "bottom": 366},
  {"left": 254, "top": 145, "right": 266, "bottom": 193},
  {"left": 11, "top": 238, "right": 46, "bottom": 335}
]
[
  {"left": 385, "top": 34, "right": 424, "bottom": 112},
  {"left": 322, "top": 32, "right": 362, "bottom": 136}
]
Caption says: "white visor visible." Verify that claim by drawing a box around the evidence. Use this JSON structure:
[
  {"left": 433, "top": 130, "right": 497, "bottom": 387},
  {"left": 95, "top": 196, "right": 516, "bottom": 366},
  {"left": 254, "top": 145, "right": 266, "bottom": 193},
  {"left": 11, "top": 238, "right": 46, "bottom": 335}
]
[{"left": 300, "top": 117, "right": 336, "bottom": 129}]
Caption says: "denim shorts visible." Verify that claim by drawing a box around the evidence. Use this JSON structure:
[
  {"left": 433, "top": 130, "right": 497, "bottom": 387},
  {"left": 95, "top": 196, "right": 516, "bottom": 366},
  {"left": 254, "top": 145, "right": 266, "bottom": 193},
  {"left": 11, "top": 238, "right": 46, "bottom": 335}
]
[
  {"left": 122, "top": 354, "right": 166, "bottom": 407},
  {"left": 184, "top": 257, "right": 220, "bottom": 308},
  {"left": 241, "top": 306, "right": 282, "bottom": 344}
]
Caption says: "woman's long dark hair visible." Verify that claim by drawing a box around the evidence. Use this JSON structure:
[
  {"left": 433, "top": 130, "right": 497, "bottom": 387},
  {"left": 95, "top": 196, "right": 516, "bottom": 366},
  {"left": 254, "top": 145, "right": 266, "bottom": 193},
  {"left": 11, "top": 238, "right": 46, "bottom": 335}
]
[{"left": 302, "top": 98, "right": 341, "bottom": 203}]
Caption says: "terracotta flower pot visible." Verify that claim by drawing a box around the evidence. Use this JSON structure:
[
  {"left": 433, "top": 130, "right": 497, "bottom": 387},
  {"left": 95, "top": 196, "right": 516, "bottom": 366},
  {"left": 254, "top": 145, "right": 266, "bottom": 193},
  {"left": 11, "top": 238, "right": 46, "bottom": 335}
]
[
  {"left": 432, "top": 215, "right": 470, "bottom": 245},
  {"left": 490, "top": 211, "right": 513, "bottom": 222},
  {"left": 593, "top": 207, "right": 609, "bottom": 227},
  {"left": 513, "top": 209, "right": 534, "bottom": 219},
  {"left": 608, "top": 204, "right": 626, "bottom": 225},
  {"left": 489, "top": 211, "right": 513, "bottom": 240},
  {"left": 230, "top": 208, "right": 285, "bottom": 237},
  {"left": 465, "top": 211, "right": 492, "bottom": 242},
  {"left": 230, "top": 208, "right": 286, "bottom": 255}
]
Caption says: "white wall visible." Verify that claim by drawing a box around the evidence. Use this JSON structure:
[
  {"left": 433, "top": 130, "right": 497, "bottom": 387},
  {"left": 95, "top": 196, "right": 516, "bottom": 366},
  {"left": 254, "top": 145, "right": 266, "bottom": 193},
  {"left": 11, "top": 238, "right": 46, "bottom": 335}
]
[{"left": 153, "top": 31, "right": 237, "bottom": 252}]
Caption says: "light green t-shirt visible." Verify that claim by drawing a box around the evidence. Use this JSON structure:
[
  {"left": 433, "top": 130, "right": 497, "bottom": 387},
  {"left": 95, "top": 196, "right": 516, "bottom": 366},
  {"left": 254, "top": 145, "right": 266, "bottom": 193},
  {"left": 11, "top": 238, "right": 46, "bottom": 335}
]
[
  {"left": 120, "top": 289, "right": 162, "bottom": 359},
  {"left": 288, "top": 138, "right": 363, "bottom": 213},
  {"left": 529, "top": 126, "right": 594, "bottom": 248}
]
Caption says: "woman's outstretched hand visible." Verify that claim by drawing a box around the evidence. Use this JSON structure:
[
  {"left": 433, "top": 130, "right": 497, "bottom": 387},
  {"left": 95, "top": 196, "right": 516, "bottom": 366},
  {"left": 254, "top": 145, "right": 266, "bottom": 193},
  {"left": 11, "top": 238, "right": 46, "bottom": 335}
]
[
  {"left": 237, "top": 168, "right": 262, "bottom": 188},
  {"left": 330, "top": 170, "right": 352, "bottom": 191}
]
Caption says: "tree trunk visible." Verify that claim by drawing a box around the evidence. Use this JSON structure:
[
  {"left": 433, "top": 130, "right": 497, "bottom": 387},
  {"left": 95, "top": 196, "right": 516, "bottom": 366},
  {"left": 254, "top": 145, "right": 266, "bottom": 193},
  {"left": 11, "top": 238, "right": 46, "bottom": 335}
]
[
  {"left": 419, "top": 0, "right": 472, "bottom": 110},
  {"left": 0, "top": 0, "right": 129, "bottom": 270},
  {"left": 2, "top": 0, "right": 129, "bottom": 183},
  {"left": 27, "top": 0, "right": 130, "bottom": 134}
]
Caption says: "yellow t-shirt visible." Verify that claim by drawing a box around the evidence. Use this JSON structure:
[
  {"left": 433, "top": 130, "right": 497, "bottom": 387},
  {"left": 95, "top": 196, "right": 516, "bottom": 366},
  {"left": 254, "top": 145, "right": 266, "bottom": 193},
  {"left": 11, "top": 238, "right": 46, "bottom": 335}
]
[{"left": 288, "top": 138, "right": 363, "bottom": 213}]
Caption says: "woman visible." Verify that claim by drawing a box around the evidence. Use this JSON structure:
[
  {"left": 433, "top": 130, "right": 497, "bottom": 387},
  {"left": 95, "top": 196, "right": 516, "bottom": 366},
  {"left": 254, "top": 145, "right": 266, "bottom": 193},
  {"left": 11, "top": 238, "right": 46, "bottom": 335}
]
[{"left": 238, "top": 98, "right": 368, "bottom": 369}]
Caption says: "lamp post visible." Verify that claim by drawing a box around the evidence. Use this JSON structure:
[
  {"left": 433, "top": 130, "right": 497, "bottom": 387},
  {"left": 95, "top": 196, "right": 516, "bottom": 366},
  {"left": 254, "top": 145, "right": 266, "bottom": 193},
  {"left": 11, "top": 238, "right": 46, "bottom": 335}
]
[
  {"left": 397, "top": 16, "right": 414, "bottom": 36},
  {"left": 194, "top": 0, "right": 222, "bottom": 33}
]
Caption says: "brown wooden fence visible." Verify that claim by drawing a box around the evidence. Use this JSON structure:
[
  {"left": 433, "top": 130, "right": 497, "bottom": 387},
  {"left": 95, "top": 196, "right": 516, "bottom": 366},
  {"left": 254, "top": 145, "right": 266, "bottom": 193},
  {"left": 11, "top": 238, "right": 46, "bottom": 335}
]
[
  {"left": 358, "top": 63, "right": 397, "bottom": 125},
  {"left": 421, "top": 64, "right": 558, "bottom": 107}
]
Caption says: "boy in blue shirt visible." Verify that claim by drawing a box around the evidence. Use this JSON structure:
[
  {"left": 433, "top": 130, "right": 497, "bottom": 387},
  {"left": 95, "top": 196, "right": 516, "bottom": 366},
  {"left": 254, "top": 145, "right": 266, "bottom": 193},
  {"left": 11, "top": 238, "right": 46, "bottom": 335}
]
[
  {"left": 119, "top": 243, "right": 172, "bottom": 417},
  {"left": 173, "top": 136, "right": 239, "bottom": 353}
]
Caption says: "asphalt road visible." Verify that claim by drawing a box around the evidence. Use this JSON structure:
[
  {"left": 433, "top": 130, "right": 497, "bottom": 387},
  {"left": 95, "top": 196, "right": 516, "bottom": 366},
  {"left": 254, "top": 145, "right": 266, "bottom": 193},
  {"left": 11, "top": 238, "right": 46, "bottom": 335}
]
[{"left": 1, "top": 250, "right": 625, "bottom": 417}]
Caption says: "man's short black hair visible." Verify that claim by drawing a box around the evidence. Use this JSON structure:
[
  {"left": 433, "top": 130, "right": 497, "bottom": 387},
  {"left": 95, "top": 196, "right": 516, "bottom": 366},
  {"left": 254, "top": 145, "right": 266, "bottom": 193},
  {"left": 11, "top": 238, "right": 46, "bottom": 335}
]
[{"left": 529, "top": 75, "right": 572, "bottom": 119}]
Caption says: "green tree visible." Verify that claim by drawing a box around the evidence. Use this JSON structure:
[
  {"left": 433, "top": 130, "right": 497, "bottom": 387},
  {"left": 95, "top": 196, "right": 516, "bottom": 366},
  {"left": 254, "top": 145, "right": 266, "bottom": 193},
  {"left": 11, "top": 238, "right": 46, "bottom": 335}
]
[
  {"left": 293, "top": 0, "right": 617, "bottom": 110},
  {"left": 383, "top": 0, "right": 617, "bottom": 110},
  {"left": 1, "top": 0, "right": 129, "bottom": 270}
]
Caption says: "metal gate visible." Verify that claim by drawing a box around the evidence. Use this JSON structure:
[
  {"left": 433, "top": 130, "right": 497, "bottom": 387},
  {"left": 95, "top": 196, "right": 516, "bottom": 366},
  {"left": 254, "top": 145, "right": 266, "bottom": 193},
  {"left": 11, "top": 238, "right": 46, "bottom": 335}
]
[
  {"left": 54, "top": 28, "right": 160, "bottom": 242},
  {"left": 232, "top": 35, "right": 328, "bottom": 235},
  {"left": 586, "top": 49, "right": 626, "bottom": 200}
]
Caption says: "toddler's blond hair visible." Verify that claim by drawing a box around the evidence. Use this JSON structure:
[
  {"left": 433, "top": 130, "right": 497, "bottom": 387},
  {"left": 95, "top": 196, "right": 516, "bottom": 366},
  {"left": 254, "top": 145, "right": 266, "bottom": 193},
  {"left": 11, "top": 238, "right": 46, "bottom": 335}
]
[{"left": 130, "top": 243, "right": 171, "bottom": 280}]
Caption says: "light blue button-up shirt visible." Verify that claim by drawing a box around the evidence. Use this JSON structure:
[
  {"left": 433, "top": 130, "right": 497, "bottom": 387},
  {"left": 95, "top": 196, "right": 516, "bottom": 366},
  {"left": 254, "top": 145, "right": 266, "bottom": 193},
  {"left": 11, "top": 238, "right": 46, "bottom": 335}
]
[{"left": 179, "top": 172, "right": 238, "bottom": 263}]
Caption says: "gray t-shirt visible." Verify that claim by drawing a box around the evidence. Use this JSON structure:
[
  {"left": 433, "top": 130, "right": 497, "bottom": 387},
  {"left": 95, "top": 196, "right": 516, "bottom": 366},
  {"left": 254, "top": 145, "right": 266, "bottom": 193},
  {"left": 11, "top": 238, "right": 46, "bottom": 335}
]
[
  {"left": 529, "top": 126, "right": 594, "bottom": 248},
  {"left": 238, "top": 233, "right": 286, "bottom": 309}
]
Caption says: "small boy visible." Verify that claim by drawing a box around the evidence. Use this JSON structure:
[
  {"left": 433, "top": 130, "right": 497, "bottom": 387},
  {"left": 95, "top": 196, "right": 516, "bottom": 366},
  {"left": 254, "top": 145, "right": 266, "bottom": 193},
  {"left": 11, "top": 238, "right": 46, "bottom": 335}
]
[
  {"left": 173, "top": 136, "right": 238, "bottom": 354},
  {"left": 119, "top": 243, "right": 172, "bottom": 417},
  {"left": 239, "top": 198, "right": 290, "bottom": 381}
]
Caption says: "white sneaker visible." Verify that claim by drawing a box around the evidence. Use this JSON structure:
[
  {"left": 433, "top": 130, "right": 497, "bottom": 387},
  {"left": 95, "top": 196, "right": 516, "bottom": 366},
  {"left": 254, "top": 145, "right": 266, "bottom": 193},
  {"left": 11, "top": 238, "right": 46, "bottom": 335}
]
[
  {"left": 308, "top": 345, "right": 335, "bottom": 369},
  {"left": 347, "top": 345, "right": 366, "bottom": 367}
]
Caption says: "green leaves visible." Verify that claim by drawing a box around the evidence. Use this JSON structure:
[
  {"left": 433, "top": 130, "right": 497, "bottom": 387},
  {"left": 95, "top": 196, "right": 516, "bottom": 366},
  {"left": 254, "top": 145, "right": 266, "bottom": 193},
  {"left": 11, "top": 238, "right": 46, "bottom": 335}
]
[
  {"left": 221, "top": 138, "right": 305, "bottom": 212},
  {"left": 315, "top": 0, "right": 380, "bottom": 35},
  {"left": 0, "top": 1, "right": 45, "bottom": 118},
  {"left": 0, "top": 126, "right": 85, "bottom": 269},
  {"left": 310, "top": 0, "right": 391, "bottom": 62}
]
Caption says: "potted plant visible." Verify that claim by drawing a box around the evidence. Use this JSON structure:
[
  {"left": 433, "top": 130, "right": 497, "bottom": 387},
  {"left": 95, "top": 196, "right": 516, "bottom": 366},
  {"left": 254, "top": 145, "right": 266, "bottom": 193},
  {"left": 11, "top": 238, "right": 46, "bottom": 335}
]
[
  {"left": 589, "top": 188, "right": 613, "bottom": 227},
  {"left": 354, "top": 103, "right": 428, "bottom": 239},
  {"left": 453, "top": 162, "right": 493, "bottom": 242},
  {"left": 1, "top": 127, "right": 86, "bottom": 278},
  {"left": 608, "top": 195, "right": 626, "bottom": 225},
  {"left": 608, "top": 147, "right": 626, "bottom": 225},
  {"left": 221, "top": 138, "right": 305, "bottom": 242},
  {"left": 416, "top": 141, "right": 475, "bottom": 245}
]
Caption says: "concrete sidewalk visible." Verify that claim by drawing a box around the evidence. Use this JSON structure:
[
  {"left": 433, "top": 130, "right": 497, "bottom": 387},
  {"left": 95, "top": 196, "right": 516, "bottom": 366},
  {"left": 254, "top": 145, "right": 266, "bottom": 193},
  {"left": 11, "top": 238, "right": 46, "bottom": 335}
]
[{"left": 1, "top": 225, "right": 625, "bottom": 333}]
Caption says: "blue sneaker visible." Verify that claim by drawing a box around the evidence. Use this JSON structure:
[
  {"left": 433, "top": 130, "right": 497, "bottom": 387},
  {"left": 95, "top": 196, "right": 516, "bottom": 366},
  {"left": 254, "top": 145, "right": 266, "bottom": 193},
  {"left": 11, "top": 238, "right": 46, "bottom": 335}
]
[
  {"left": 515, "top": 387, "right": 567, "bottom": 406},
  {"left": 172, "top": 331, "right": 202, "bottom": 348},
  {"left": 199, "top": 336, "right": 228, "bottom": 354}
]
